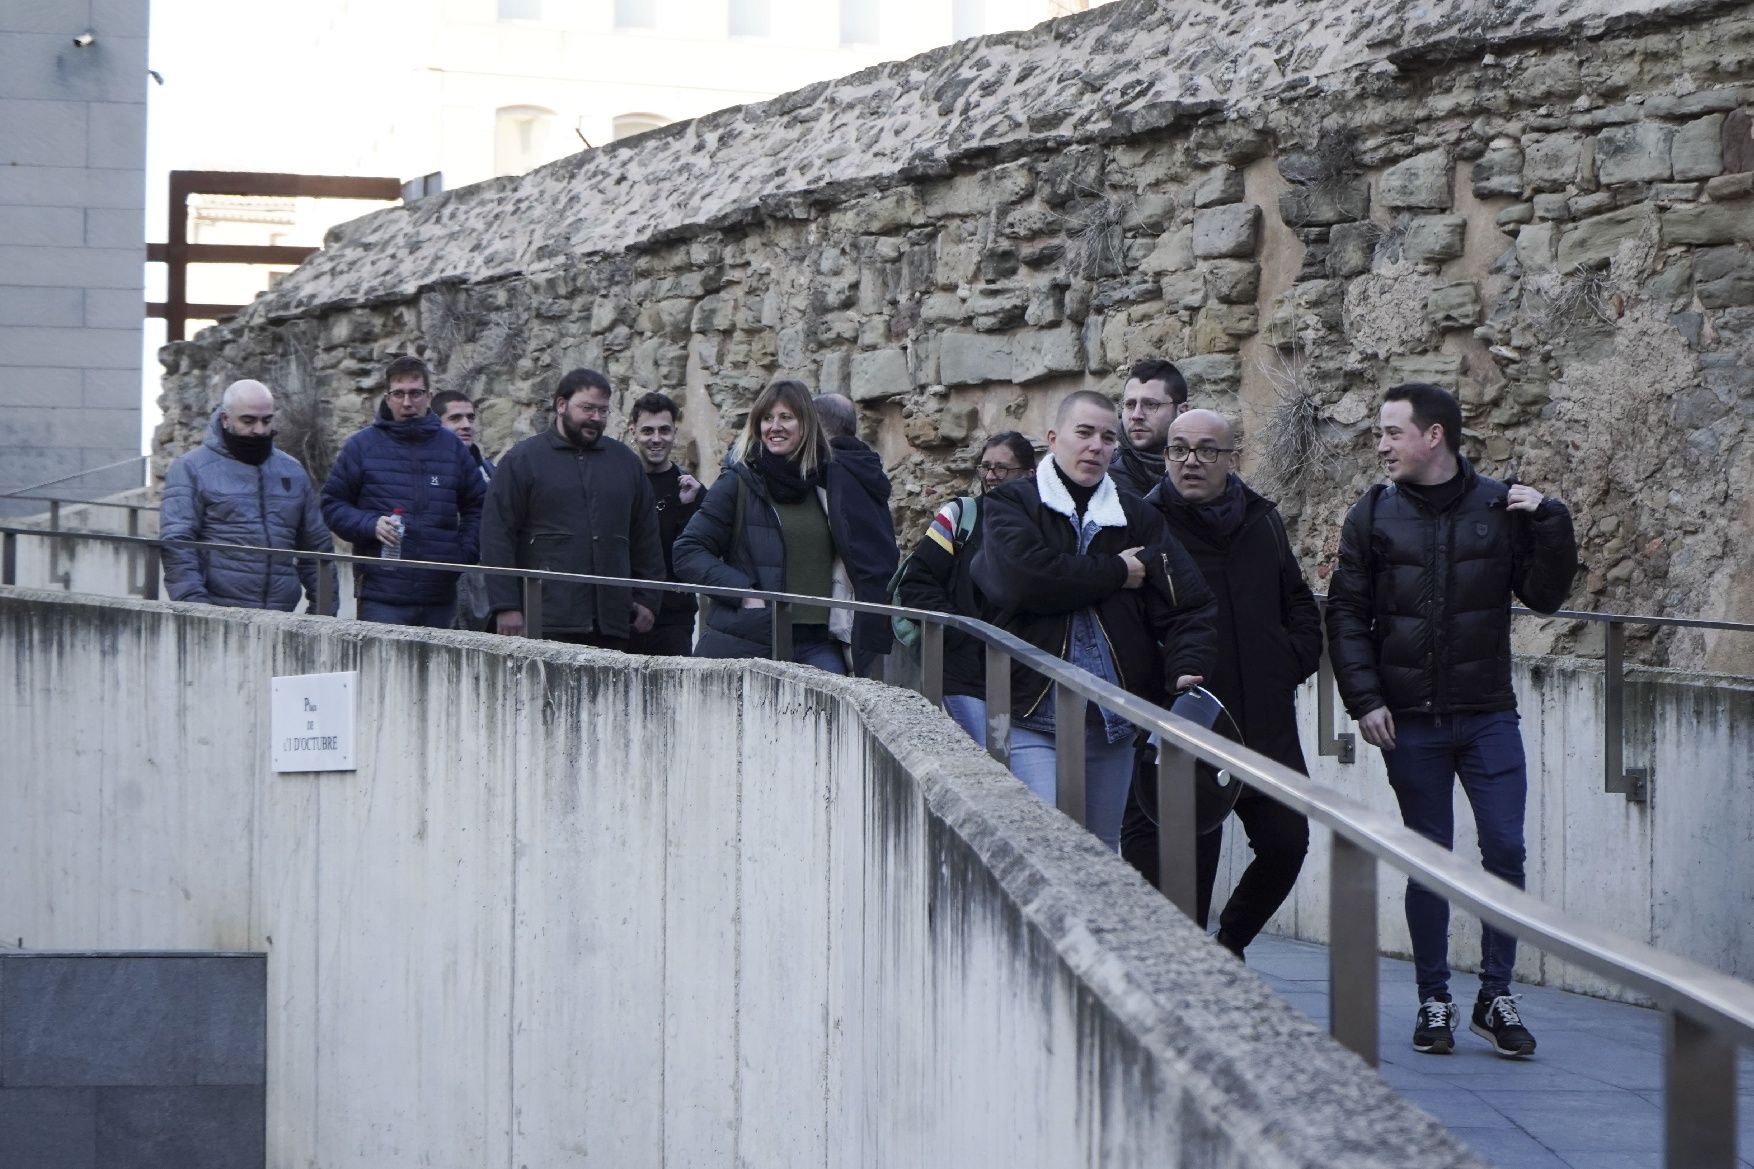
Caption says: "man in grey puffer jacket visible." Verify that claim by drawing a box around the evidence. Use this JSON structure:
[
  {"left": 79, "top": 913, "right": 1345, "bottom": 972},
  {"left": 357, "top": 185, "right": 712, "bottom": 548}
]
[{"left": 161, "top": 379, "right": 337, "bottom": 613}]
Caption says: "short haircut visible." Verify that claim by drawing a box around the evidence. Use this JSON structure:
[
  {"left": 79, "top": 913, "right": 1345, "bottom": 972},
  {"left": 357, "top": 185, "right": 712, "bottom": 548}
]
[
  {"left": 815, "top": 393, "right": 857, "bottom": 438},
  {"left": 430, "top": 390, "right": 472, "bottom": 415},
  {"left": 1054, "top": 389, "right": 1121, "bottom": 428},
  {"left": 1384, "top": 382, "right": 1462, "bottom": 455},
  {"left": 630, "top": 390, "right": 680, "bottom": 425},
  {"left": 1128, "top": 358, "right": 1187, "bottom": 404},
  {"left": 220, "top": 379, "right": 273, "bottom": 413},
  {"left": 983, "top": 431, "right": 1037, "bottom": 471},
  {"left": 555, "top": 367, "right": 612, "bottom": 405},
  {"left": 384, "top": 355, "right": 431, "bottom": 390},
  {"left": 739, "top": 378, "right": 831, "bottom": 476}
]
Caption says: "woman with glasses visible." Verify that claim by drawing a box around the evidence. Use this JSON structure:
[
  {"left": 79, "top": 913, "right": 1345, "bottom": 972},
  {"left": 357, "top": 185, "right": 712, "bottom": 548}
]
[
  {"left": 892, "top": 432, "right": 1037, "bottom": 742},
  {"left": 674, "top": 379, "right": 895, "bottom": 674}
]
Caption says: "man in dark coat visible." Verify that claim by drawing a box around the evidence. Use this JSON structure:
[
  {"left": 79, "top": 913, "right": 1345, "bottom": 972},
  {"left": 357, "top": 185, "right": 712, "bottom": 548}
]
[
  {"left": 321, "top": 356, "right": 485, "bottom": 627},
  {"left": 816, "top": 393, "right": 901, "bottom": 673},
  {"left": 1109, "top": 358, "right": 1189, "bottom": 499},
  {"left": 1327, "top": 382, "right": 1577, "bottom": 1060},
  {"left": 1120, "top": 410, "right": 1321, "bottom": 960},
  {"left": 625, "top": 390, "right": 702, "bottom": 656},
  {"left": 433, "top": 389, "right": 496, "bottom": 630},
  {"left": 481, "top": 368, "right": 664, "bottom": 651}
]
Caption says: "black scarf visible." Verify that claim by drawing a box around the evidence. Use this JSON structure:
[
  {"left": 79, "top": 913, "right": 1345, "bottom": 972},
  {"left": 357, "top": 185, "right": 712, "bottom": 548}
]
[
  {"left": 755, "top": 446, "right": 820, "bottom": 504},
  {"left": 1117, "top": 444, "right": 1166, "bottom": 487},
  {"left": 1163, "top": 473, "right": 1247, "bottom": 543},
  {"left": 221, "top": 428, "right": 274, "bottom": 466}
]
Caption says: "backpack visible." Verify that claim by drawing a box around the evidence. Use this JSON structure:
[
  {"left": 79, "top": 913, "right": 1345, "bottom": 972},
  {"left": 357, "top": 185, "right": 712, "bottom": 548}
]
[{"left": 887, "top": 496, "right": 979, "bottom": 654}]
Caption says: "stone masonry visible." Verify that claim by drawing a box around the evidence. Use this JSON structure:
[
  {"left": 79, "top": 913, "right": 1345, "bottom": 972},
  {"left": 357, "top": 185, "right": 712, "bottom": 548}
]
[{"left": 156, "top": 0, "right": 1754, "bottom": 669}]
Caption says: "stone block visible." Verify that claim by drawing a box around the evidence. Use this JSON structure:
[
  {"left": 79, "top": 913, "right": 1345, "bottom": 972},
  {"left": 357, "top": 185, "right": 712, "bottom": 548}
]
[
  {"left": 1653, "top": 182, "right": 1702, "bottom": 202},
  {"left": 1139, "top": 227, "right": 1193, "bottom": 274},
  {"left": 1704, "top": 173, "right": 1754, "bottom": 201},
  {"left": 849, "top": 347, "right": 910, "bottom": 401},
  {"left": 920, "top": 291, "right": 969, "bottom": 325},
  {"left": 1470, "top": 146, "right": 1524, "bottom": 198},
  {"left": 1326, "top": 222, "right": 1377, "bottom": 278},
  {"left": 1403, "top": 215, "right": 1466, "bottom": 265},
  {"left": 1192, "top": 166, "right": 1244, "bottom": 208},
  {"left": 1379, "top": 150, "right": 1452, "bottom": 209},
  {"left": 1427, "top": 283, "right": 1482, "bottom": 330},
  {"left": 1204, "top": 260, "right": 1259, "bottom": 304},
  {"left": 1725, "top": 110, "right": 1754, "bottom": 173},
  {"left": 1191, "top": 305, "right": 1258, "bottom": 353},
  {"left": 1532, "top": 193, "right": 1570, "bottom": 221},
  {"left": 1010, "top": 324, "right": 1084, "bottom": 384},
  {"left": 1161, "top": 268, "right": 1206, "bottom": 310},
  {"left": 1695, "top": 246, "right": 1754, "bottom": 309},
  {"left": 1567, "top": 191, "right": 1615, "bottom": 217},
  {"left": 1191, "top": 204, "right": 1260, "bottom": 259},
  {"left": 1663, "top": 202, "right": 1754, "bottom": 246},
  {"left": 1278, "top": 179, "right": 1369, "bottom": 227},
  {"left": 1388, "top": 352, "right": 1463, "bottom": 391},
  {"left": 1496, "top": 202, "right": 1535, "bottom": 228},
  {"left": 1024, "top": 285, "right": 1064, "bottom": 327},
  {"left": 1671, "top": 114, "right": 1725, "bottom": 181},
  {"left": 1522, "top": 132, "right": 1583, "bottom": 191},
  {"left": 0, "top": 286, "right": 83, "bottom": 328},
  {"left": 938, "top": 332, "right": 1014, "bottom": 386},
  {"left": 818, "top": 350, "right": 849, "bottom": 397},
  {"left": 0, "top": 1089, "right": 96, "bottom": 1169},
  {"left": 1121, "top": 193, "right": 1176, "bottom": 232},
  {"left": 95, "top": 1086, "right": 265, "bottom": 1169},
  {"left": 968, "top": 286, "right": 1029, "bottom": 332},
  {"left": 1595, "top": 123, "right": 1675, "bottom": 185},
  {"left": 690, "top": 295, "right": 734, "bottom": 333},
  {"left": 1555, "top": 206, "right": 1648, "bottom": 269},
  {"left": 1177, "top": 353, "right": 1240, "bottom": 399}
]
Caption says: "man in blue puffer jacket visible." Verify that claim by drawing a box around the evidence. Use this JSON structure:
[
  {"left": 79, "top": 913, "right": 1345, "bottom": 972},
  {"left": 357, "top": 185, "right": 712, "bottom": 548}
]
[
  {"left": 321, "top": 356, "right": 486, "bottom": 627},
  {"left": 161, "top": 379, "right": 337, "bottom": 613}
]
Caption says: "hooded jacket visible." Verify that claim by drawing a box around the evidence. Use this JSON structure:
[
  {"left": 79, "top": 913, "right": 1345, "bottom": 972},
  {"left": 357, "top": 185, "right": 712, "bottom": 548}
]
[
  {"left": 970, "top": 458, "right": 1217, "bottom": 718},
  {"left": 1325, "top": 458, "right": 1578, "bottom": 718},
  {"left": 160, "top": 408, "right": 337, "bottom": 613},
  {"left": 320, "top": 401, "right": 486, "bottom": 606}
]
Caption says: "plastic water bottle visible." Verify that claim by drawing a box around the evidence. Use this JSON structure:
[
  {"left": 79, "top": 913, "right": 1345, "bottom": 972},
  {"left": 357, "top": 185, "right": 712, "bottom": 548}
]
[{"left": 382, "top": 509, "right": 405, "bottom": 560}]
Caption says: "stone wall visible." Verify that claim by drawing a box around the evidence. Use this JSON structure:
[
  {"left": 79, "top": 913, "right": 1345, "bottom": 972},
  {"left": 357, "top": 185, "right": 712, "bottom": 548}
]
[{"left": 155, "top": 0, "right": 1754, "bottom": 668}]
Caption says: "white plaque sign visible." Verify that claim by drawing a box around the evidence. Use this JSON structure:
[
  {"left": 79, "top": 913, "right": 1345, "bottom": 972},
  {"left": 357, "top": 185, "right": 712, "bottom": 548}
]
[{"left": 270, "top": 671, "right": 358, "bottom": 773}]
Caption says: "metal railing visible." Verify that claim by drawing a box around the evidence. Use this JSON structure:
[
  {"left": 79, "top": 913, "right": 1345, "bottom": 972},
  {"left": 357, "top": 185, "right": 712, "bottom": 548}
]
[{"left": 4, "top": 525, "right": 1754, "bottom": 1168}]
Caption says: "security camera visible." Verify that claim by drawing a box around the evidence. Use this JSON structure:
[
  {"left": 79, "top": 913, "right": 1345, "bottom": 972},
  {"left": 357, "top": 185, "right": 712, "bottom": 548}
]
[{"left": 73, "top": 32, "right": 95, "bottom": 47}]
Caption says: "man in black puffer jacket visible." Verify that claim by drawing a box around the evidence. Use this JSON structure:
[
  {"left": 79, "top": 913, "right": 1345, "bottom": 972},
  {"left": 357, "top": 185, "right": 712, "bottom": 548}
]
[
  {"left": 321, "top": 356, "right": 485, "bottom": 626},
  {"left": 1326, "top": 382, "right": 1577, "bottom": 1062}
]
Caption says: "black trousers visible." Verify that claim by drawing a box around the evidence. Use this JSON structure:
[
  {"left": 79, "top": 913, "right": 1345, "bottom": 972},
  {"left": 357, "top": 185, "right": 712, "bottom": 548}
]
[
  {"left": 1120, "top": 769, "right": 1309, "bottom": 953},
  {"left": 628, "top": 623, "right": 693, "bottom": 657}
]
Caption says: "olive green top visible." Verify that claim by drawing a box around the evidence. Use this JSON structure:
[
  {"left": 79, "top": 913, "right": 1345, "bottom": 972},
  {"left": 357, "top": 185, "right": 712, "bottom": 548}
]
[{"left": 772, "top": 492, "right": 834, "bottom": 628}]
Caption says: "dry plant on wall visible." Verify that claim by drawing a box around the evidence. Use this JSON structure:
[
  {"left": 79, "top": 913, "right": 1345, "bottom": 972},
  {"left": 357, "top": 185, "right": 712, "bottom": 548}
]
[
  {"left": 421, "top": 281, "right": 531, "bottom": 402},
  {"left": 1281, "top": 129, "right": 1361, "bottom": 225},
  {"left": 1254, "top": 348, "right": 1341, "bottom": 501},
  {"left": 270, "top": 328, "right": 335, "bottom": 486},
  {"left": 1054, "top": 180, "right": 1134, "bottom": 278}
]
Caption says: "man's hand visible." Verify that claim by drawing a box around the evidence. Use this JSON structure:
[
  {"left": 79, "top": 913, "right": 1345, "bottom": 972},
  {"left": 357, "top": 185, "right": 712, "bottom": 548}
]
[
  {"left": 1505, "top": 484, "right": 1551, "bottom": 513},
  {"left": 495, "top": 610, "right": 525, "bottom": 637},
  {"left": 1174, "top": 674, "right": 1204, "bottom": 693},
  {"left": 1119, "top": 546, "right": 1146, "bottom": 589},
  {"left": 631, "top": 603, "right": 656, "bottom": 634},
  {"left": 374, "top": 515, "right": 403, "bottom": 545},
  {"left": 1359, "top": 706, "right": 1396, "bottom": 751},
  {"left": 741, "top": 597, "right": 766, "bottom": 610},
  {"left": 678, "top": 473, "right": 702, "bottom": 505}
]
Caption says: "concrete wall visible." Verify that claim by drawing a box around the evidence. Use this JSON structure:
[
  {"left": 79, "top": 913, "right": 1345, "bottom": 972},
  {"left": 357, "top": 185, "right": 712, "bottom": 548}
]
[
  {"left": 0, "top": 0, "right": 148, "bottom": 513},
  {"left": 0, "top": 589, "right": 1478, "bottom": 1169}
]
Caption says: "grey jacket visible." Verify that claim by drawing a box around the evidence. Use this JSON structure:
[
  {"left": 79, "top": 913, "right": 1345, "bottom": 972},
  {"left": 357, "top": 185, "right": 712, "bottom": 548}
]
[{"left": 160, "top": 409, "right": 337, "bottom": 612}]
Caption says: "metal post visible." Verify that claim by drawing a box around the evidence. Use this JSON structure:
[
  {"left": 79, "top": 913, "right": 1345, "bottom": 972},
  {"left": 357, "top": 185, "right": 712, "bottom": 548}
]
[
  {"left": 1603, "top": 621, "right": 1649, "bottom": 802},
  {"left": 1317, "top": 647, "right": 1356, "bottom": 764},
  {"left": 2, "top": 531, "right": 15, "bottom": 586},
  {"left": 983, "top": 644, "right": 1011, "bottom": 766},
  {"left": 315, "top": 559, "right": 334, "bottom": 618},
  {"left": 522, "top": 573, "right": 543, "bottom": 639},
  {"left": 1054, "top": 687, "right": 1087, "bottom": 827},
  {"left": 1328, "top": 834, "right": 1380, "bottom": 1066},
  {"left": 770, "top": 599, "right": 793, "bottom": 663},
  {"left": 140, "top": 544, "right": 160, "bottom": 601},
  {"left": 1665, "top": 1011, "right": 1736, "bottom": 1169},
  {"left": 920, "top": 620, "right": 945, "bottom": 707},
  {"left": 127, "top": 509, "right": 143, "bottom": 596},
  {"left": 48, "top": 500, "right": 60, "bottom": 531},
  {"left": 127, "top": 507, "right": 140, "bottom": 538},
  {"left": 1156, "top": 744, "right": 1198, "bottom": 918}
]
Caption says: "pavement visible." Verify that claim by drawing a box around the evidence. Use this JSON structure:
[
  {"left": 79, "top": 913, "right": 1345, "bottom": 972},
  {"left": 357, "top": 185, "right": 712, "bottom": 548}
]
[{"left": 1249, "top": 933, "right": 1754, "bottom": 1169}]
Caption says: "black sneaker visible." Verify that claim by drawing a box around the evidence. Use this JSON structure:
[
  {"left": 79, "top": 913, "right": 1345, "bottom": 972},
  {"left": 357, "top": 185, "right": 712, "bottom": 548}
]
[
  {"left": 1412, "top": 997, "right": 1456, "bottom": 1054},
  {"left": 1471, "top": 993, "right": 1537, "bottom": 1058}
]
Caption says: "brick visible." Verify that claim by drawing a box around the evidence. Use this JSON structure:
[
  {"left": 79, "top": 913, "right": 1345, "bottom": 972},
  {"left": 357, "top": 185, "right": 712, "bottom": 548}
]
[
  {"left": 0, "top": 325, "right": 141, "bottom": 369},
  {"left": 0, "top": 287, "right": 83, "bottom": 327}
]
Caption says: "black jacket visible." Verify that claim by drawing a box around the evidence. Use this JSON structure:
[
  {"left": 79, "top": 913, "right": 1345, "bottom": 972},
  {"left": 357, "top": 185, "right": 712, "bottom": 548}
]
[
  {"left": 893, "top": 495, "right": 989, "bottom": 697},
  {"left": 970, "top": 463, "right": 1216, "bottom": 718},
  {"left": 1148, "top": 476, "right": 1322, "bottom": 772},
  {"left": 647, "top": 464, "right": 704, "bottom": 627},
  {"left": 1325, "top": 459, "right": 1578, "bottom": 718},
  {"left": 1109, "top": 445, "right": 1165, "bottom": 499},
  {"left": 673, "top": 450, "right": 898, "bottom": 664},
  {"left": 480, "top": 427, "right": 664, "bottom": 638}
]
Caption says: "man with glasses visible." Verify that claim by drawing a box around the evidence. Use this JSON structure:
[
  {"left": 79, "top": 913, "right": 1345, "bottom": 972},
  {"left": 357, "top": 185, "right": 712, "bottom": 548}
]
[
  {"left": 480, "top": 367, "right": 664, "bottom": 651},
  {"left": 1110, "top": 358, "right": 1190, "bottom": 499},
  {"left": 1120, "top": 410, "right": 1321, "bottom": 962},
  {"left": 432, "top": 389, "right": 496, "bottom": 630},
  {"left": 321, "top": 356, "right": 485, "bottom": 627}
]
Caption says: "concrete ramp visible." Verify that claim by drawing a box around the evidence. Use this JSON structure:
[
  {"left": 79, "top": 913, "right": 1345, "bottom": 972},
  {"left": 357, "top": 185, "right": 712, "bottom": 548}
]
[{"left": 0, "top": 589, "right": 1481, "bottom": 1168}]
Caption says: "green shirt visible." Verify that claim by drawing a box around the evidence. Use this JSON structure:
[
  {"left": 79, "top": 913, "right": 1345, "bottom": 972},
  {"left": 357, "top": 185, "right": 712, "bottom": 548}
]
[{"left": 771, "top": 492, "right": 834, "bottom": 627}]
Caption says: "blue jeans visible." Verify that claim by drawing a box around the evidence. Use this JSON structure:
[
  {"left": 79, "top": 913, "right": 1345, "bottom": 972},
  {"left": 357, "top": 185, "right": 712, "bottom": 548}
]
[
  {"left": 792, "top": 638, "right": 847, "bottom": 675},
  {"left": 1381, "top": 710, "right": 1528, "bottom": 1001},
  {"left": 359, "top": 599, "right": 456, "bottom": 628},
  {"left": 942, "top": 694, "right": 986, "bottom": 745},
  {"left": 1007, "top": 724, "right": 1134, "bottom": 851}
]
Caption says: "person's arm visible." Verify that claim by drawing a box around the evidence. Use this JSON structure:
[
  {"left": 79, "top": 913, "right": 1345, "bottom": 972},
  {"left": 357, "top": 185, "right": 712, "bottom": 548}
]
[
  {"left": 1509, "top": 488, "right": 1579, "bottom": 615},
  {"left": 1323, "top": 499, "right": 1387, "bottom": 721},
  {"left": 158, "top": 456, "right": 209, "bottom": 603},
  {"left": 627, "top": 469, "right": 664, "bottom": 620},
  {"left": 1271, "top": 512, "right": 1323, "bottom": 684},
  {"left": 672, "top": 474, "right": 758, "bottom": 593},
  {"left": 1135, "top": 508, "right": 1217, "bottom": 688},
  {"left": 970, "top": 487, "right": 1128, "bottom": 614},
  {"left": 480, "top": 450, "right": 525, "bottom": 619},
  {"left": 292, "top": 470, "right": 338, "bottom": 615},
  {"left": 319, "top": 439, "right": 380, "bottom": 547},
  {"left": 456, "top": 446, "right": 486, "bottom": 565}
]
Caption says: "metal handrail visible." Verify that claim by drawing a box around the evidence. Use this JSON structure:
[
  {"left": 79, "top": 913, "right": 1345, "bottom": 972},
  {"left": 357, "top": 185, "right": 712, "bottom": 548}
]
[
  {"left": 1, "top": 493, "right": 160, "bottom": 515},
  {"left": 2, "top": 524, "right": 1751, "bottom": 1167}
]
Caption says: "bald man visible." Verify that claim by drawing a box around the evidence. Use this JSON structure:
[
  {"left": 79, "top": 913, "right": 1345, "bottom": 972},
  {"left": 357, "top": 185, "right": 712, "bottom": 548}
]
[
  {"left": 161, "top": 379, "right": 338, "bottom": 613},
  {"left": 1119, "top": 409, "right": 1321, "bottom": 959}
]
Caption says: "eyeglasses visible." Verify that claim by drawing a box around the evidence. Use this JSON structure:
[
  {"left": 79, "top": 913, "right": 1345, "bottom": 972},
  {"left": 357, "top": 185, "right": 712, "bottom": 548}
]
[
  {"left": 573, "top": 404, "right": 611, "bottom": 419},
  {"left": 1165, "top": 445, "right": 1235, "bottom": 464},
  {"left": 387, "top": 388, "right": 430, "bottom": 401},
  {"left": 978, "top": 462, "right": 1023, "bottom": 477},
  {"left": 1122, "top": 398, "right": 1172, "bottom": 415}
]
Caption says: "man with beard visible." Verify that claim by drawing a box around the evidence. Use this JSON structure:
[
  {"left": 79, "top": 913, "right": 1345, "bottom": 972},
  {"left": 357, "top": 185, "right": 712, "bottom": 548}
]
[
  {"left": 321, "top": 356, "right": 486, "bottom": 627},
  {"left": 1121, "top": 409, "right": 1321, "bottom": 961},
  {"left": 161, "top": 378, "right": 337, "bottom": 613},
  {"left": 625, "top": 390, "right": 702, "bottom": 655},
  {"left": 1109, "top": 358, "right": 1189, "bottom": 499},
  {"left": 481, "top": 368, "right": 664, "bottom": 650}
]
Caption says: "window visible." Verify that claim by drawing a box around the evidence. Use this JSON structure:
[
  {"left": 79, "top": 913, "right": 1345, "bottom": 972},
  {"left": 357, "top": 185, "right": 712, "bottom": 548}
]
[
  {"left": 497, "top": 0, "right": 541, "bottom": 19},
  {"left": 614, "top": 0, "right": 657, "bottom": 29},
  {"left": 495, "top": 106, "right": 556, "bottom": 177},
  {"left": 727, "top": 0, "right": 769, "bottom": 37},
  {"left": 838, "top": 0, "right": 878, "bottom": 44},
  {"left": 612, "top": 112, "right": 670, "bottom": 141},
  {"left": 952, "top": 0, "right": 986, "bottom": 39}
]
